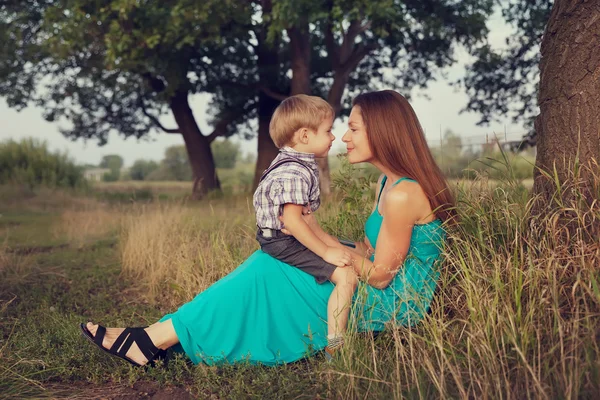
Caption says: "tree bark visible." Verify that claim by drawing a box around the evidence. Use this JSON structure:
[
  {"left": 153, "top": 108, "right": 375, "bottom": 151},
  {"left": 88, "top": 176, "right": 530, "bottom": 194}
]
[
  {"left": 253, "top": 0, "right": 281, "bottom": 189},
  {"left": 170, "top": 90, "right": 220, "bottom": 198},
  {"left": 288, "top": 22, "right": 333, "bottom": 196},
  {"left": 532, "top": 0, "right": 600, "bottom": 234},
  {"left": 288, "top": 24, "right": 311, "bottom": 95},
  {"left": 254, "top": 93, "right": 281, "bottom": 188}
]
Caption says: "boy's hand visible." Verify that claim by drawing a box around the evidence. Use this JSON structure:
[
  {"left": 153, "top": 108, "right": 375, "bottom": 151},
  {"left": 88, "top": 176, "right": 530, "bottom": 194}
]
[{"left": 323, "top": 247, "right": 353, "bottom": 268}]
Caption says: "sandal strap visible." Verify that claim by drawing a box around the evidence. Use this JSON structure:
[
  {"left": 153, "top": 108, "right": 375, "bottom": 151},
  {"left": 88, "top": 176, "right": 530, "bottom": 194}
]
[
  {"left": 132, "top": 329, "right": 160, "bottom": 361},
  {"left": 108, "top": 327, "right": 160, "bottom": 362},
  {"left": 116, "top": 329, "right": 136, "bottom": 358},
  {"left": 94, "top": 325, "right": 106, "bottom": 346},
  {"left": 110, "top": 327, "right": 133, "bottom": 356}
]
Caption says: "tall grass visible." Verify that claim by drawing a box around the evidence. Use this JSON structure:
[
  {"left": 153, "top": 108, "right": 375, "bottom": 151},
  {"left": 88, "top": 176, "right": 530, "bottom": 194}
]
[
  {"left": 120, "top": 197, "right": 257, "bottom": 307},
  {"left": 116, "top": 160, "right": 600, "bottom": 398}
]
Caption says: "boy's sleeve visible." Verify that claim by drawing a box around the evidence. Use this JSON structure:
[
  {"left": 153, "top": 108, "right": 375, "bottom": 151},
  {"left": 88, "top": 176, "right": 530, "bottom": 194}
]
[{"left": 269, "top": 175, "right": 311, "bottom": 207}]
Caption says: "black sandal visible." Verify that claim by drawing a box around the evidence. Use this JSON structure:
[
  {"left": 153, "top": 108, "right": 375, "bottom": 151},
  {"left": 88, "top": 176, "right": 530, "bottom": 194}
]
[{"left": 80, "top": 323, "right": 167, "bottom": 367}]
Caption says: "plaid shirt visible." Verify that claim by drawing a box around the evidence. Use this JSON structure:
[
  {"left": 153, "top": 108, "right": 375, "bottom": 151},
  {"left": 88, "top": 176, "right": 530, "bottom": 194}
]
[{"left": 253, "top": 147, "right": 320, "bottom": 230}]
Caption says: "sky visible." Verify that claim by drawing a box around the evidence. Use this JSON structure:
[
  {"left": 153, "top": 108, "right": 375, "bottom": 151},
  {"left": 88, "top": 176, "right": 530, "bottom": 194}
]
[{"left": 0, "top": 11, "right": 532, "bottom": 168}]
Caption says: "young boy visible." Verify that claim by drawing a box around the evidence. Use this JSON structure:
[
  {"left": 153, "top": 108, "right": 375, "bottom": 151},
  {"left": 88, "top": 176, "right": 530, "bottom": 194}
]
[{"left": 253, "top": 94, "right": 359, "bottom": 358}]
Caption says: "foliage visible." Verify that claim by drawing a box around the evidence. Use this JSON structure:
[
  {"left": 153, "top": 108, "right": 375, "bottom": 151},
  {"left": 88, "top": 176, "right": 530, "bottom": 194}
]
[
  {"left": 0, "top": 0, "right": 497, "bottom": 193},
  {"left": 129, "top": 159, "right": 159, "bottom": 181},
  {"left": 211, "top": 139, "right": 240, "bottom": 169},
  {"left": 99, "top": 154, "right": 124, "bottom": 182},
  {"left": 461, "top": 0, "right": 553, "bottom": 130},
  {"left": 265, "top": 0, "right": 494, "bottom": 114},
  {"left": 0, "top": 138, "right": 85, "bottom": 188},
  {"left": 161, "top": 146, "right": 192, "bottom": 181},
  {"left": 99, "top": 155, "right": 124, "bottom": 170},
  {"left": 0, "top": 0, "right": 253, "bottom": 142}
]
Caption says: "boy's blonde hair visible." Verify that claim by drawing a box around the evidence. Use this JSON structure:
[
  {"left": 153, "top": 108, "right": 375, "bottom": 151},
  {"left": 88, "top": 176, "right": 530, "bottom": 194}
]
[{"left": 269, "top": 94, "right": 334, "bottom": 148}]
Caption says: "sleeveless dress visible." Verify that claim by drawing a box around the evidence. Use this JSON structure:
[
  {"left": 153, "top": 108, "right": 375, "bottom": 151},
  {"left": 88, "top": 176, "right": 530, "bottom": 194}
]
[{"left": 160, "top": 177, "right": 446, "bottom": 365}]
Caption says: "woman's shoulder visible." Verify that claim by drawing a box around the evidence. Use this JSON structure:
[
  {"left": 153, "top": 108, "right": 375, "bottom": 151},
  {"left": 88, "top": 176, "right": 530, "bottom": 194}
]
[{"left": 385, "top": 180, "right": 434, "bottom": 223}]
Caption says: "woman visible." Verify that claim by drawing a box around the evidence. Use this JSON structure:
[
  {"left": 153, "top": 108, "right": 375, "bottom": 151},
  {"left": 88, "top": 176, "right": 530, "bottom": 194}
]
[{"left": 81, "top": 90, "right": 455, "bottom": 367}]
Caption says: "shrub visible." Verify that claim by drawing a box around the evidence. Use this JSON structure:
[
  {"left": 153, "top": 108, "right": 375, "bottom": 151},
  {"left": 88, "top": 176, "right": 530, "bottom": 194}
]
[{"left": 0, "top": 138, "right": 86, "bottom": 189}]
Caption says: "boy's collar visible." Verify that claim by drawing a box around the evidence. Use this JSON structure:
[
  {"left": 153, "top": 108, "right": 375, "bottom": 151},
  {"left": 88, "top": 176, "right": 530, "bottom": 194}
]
[{"left": 280, "top": 146, "right": 316, "bottom": 162}]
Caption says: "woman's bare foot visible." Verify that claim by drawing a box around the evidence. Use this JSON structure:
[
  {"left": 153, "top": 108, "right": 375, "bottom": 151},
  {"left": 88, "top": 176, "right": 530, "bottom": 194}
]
[{"left": 85, "top": 322, "right": 150, "bottom": 366}]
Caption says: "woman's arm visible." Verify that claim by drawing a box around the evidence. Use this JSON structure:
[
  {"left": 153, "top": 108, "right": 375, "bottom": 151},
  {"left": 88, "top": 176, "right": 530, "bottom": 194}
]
[
  {"left": 300, "top": 212, "right": 374, "bottom": 259},
  {"left": 352, "top": 187, "right": 420, "bottom": 289},
  {"left": 303, "top": 173, "right": 385, "bottom": 258}
]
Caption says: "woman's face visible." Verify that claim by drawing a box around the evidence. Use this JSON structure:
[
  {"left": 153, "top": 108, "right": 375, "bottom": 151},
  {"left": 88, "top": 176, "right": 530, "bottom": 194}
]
[{"left": 342, "top": 106, "right": 374, "bottom": 164}]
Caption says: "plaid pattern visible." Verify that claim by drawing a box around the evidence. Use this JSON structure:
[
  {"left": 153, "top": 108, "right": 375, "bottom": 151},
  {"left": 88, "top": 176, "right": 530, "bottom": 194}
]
[{"left": 253, "top": 147, "right": 320, "bottom": 230}]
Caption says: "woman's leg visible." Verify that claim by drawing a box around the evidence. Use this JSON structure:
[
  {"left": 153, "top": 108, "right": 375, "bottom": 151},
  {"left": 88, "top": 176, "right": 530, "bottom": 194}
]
[{"left": 85, "top": 319, "right": 179, "bottom": 366}]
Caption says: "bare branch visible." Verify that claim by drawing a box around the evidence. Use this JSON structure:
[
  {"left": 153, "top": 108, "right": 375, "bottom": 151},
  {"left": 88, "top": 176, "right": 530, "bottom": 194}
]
[
  {"left": 139, "top": 97, "right": 180, "bottom": 134},
  {"left": 206, "top": 117, "right": 231, "bottom": 143},
  {"left": 340, "top": 20, "right": 362, "bottom": 63},
  {"left": 358, "top": 21, "right": 372, "bottom": 34},
  {"left": 333, "top": 19, "right": 373, "bottom": 70},
  {"left": 324, "top": 21, "right": 340, "bottom": 70},
  {"left": 260, "top": 86, "right": 288, "bottom": 101},
  {"left": 206, "top": 101, "right": 257, "bottom": 143},
  {"left": 340, "top": 43, "right": 379, "bottom": 73}
]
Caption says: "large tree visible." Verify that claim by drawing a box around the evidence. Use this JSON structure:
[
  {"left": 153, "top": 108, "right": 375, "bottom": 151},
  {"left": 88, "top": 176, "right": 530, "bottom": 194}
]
[
  {"left": 2, "top": 0, "right": 495, "bottom": 199},
  {"left": 532, "top": 0, "right": 600, "bottom": 228},
  {"left": 463, "top": 0, "right": 599, "bottom": 232},
  {"left": 258, "top": 0, "right": 494, "bottom": 194},
  {"left": 0, "top": 0, "right": 253, "bottom": 198}
]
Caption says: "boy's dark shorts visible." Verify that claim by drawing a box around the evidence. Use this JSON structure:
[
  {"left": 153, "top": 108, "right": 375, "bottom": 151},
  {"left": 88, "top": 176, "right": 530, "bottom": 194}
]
[{"left": 256, "top": 229, "right": 336, "bottom": 284}]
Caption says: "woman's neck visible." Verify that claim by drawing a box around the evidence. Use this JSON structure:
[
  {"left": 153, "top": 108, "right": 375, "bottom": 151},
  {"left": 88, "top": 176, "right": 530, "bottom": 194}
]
[{"left": 371, "top": 160, "right": 404, "bottom": 183}]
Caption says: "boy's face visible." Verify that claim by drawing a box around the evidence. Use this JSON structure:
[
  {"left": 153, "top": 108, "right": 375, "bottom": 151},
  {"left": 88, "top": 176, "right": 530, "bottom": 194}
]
[{"left": 307, "top": 115, "right": 335, "bottom": 158}]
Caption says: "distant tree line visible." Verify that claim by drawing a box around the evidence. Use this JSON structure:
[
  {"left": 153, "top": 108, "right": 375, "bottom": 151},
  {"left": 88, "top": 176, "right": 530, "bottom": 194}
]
[
  {"left": 99, "top": 139, "right": 244, "bottom": 182},
  {"left": 0, "top": 138, "right": 85, "bottom": 188},
  {"left": 432, "top": 130, "right": 535, "bottom": 180}
]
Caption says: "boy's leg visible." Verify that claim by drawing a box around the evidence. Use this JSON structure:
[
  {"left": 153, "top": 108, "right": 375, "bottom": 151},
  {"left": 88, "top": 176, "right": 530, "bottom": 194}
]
[
  {"left": 260, "top": 234, "right": 337, "bottom": 284},
  {"left": 326, "top": 267, "right": 358, "bottom": 353}
]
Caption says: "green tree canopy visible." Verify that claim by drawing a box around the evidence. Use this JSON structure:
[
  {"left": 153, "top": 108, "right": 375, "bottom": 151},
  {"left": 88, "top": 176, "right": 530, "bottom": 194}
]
[
  {"left": 461, "top": 0, "right": 553, "bottom": 132},
  {"left": 99, "top": 154, "right": 123, "bottom": 181},
  {"left": 162, "top": 145, "right": 192, "bottom": 181},
  {"left": 211, "top": 139, "right": 240, "bottom": 169},
  {"left": 99, "top": 155, "right": 124, "bottom": 171},
  {"left": 129, "top": 159, "right": 159, "bottom": 181},
  {"left": 0, "top": 0, "right": 253, "bottom": 196},
  {"left": 1, "top": 0, "right": 497, "bottom": 196}
]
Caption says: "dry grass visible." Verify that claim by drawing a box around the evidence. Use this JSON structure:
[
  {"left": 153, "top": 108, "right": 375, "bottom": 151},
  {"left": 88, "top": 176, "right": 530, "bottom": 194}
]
[
  {"left": 0, "top": 185, "right": 99, "bottom": 212},
  {"left": 93, "top": 181, "right": 191, "bottom": 195},
  {"left": 0, "top": 241, "right": 37, "bottom": 287},
  {"left": 54, "top": 206, "right": 124, "bottom": 248},
  {"left": 120, "top": 198, "right": 257, "bottom": 307}
]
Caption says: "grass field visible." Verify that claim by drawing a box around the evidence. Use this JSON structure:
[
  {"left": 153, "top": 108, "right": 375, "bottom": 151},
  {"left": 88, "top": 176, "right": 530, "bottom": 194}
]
[{"left": 0, "top": 168, "right": 598, "bottom": 398}]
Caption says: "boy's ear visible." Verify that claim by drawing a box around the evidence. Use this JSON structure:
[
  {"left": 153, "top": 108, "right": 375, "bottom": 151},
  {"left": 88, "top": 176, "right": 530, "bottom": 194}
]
[
  {"left": 299, "top": 128, "right": 308, "bottom": 144},
  {"left": 295, "top": 128, "right": 310, "bottom": 145}
]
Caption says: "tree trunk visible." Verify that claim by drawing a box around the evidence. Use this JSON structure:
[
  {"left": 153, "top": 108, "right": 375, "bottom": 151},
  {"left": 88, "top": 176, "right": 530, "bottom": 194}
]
[
  {"left": 532, "top": 0, "right": 600, "bottom": 234},
  {"left": 170, "top": 90, "right": 220, "bottom": 198},
  {"left": 253, "top": 0, "right": 281, "bottom": 189},
  {"left": 254, "top": 93, "right": 281, "bottom": 189},
  {"left": 288, "top": 24, "right": 311, "bottom": 95},
  {"left": 327, "top": 70, "right": 350, "bottom": 115},
  {"left": 288, "top": 23, "right": 333, "bottom": 196}
]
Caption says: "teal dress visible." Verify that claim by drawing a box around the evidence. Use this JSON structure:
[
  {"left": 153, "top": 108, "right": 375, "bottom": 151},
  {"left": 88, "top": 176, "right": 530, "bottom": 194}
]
[{"left": 160, "top": 177, "right": 445, "bottom": 365}]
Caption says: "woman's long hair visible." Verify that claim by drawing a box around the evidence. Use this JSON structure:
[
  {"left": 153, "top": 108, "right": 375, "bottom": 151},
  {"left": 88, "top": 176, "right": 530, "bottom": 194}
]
[{"left": 353, "top": 90, "right": 457, "bottom": 223}]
